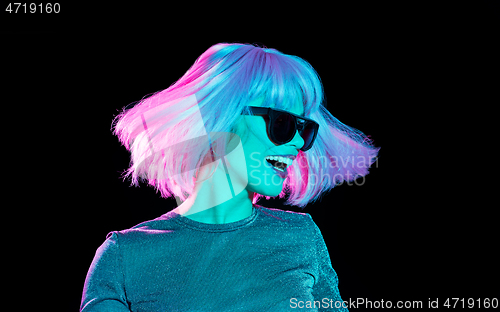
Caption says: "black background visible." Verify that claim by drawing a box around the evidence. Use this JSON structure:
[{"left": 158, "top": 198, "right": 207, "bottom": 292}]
[{"left": 2, "top": 1, "right": 499, "bottom": 311}]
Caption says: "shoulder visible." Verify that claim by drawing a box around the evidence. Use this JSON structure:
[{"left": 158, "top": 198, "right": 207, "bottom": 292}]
[
  {"left": 255, "top": 205, "right": 324, "bottom": 239},
  {"left": 105, "top": 212, "right": 181, "bottom": 247},
  {"left": 254, "top": 205, "right": 316, "bottom": 230}
]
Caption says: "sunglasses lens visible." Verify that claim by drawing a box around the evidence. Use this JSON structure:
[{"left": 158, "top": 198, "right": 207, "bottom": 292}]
[
  {"left": 300, "top": 122, "right": 316, "bottom": 150},
  {"left": 273, "top": 113, "right": 296, "bottom": 143}
]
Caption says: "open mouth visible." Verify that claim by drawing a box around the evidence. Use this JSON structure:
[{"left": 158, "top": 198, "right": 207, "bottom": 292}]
[{"left": 265, "top": 156, "right": 293, "bottom": 172}]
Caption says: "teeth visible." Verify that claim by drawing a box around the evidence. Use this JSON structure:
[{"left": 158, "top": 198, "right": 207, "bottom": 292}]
[{"left": 265, "top": 156, "right": 293, "bottom": 166}]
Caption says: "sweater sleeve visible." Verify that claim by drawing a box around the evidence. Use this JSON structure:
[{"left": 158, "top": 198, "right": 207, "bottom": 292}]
[
  {"left": 308, "top": 216, "right": 349, "bottom": 312},
  {"left": 80, "top": 232, "right": 130, "bottom": 312}
]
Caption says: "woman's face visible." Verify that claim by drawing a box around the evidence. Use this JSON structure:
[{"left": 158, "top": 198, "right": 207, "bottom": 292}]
[{"left": 229, "top": 97, "right": 306, "bottom": 197}]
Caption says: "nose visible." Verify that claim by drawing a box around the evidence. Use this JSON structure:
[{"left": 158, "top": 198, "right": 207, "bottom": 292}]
[{"left": 287, "top": 129, "right": 305, "bottom": 151}]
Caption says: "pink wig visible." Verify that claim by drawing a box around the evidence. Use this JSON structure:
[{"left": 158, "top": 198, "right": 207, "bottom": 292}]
[{"left": 112, "top": 43, "right": 380, "bottom": 208}]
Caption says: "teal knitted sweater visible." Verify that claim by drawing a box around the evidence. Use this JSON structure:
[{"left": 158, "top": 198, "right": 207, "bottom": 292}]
[{"left": 81, "top": 205, "right": 348, "bottom": 311}]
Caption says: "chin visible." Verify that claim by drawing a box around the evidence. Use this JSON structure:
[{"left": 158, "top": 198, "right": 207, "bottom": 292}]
[
  {"left": 249, "top": 182, "right": 284, "bottom": 198},
  {"left": 246, "top": 167, "right": 287, "bottom": 197}
]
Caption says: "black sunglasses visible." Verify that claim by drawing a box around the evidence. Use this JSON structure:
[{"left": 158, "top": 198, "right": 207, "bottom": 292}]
[{"left": 241, "top": 106, "right": 319, "bottom": 151}]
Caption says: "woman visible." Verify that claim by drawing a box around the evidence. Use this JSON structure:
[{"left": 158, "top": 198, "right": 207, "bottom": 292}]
[{"left": 81, "top": 43, "right": 379, "bottom": 311}]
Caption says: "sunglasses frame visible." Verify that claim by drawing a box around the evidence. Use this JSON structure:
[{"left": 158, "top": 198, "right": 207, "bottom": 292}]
[{"left": 241, "top": 106, "right": 319, "bottom": 151}]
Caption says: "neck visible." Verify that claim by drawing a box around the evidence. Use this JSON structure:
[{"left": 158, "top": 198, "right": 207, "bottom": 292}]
[{"left": 173, "top": 159, "right": 254, "bottom": 224}]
